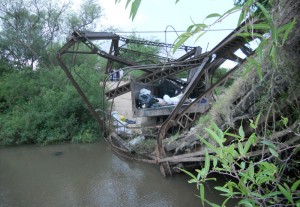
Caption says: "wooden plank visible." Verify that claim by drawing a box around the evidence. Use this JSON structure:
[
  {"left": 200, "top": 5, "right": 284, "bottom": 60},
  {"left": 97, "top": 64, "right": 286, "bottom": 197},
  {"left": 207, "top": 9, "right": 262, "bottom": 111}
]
[{"left": 110, "top": 132, "right": 134, "bottom": 154}]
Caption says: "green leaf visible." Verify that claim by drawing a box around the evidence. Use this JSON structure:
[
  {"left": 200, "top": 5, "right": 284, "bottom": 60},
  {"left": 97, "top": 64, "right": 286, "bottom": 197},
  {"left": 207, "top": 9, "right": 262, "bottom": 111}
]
[
  {"left": 255, "top": 113, "right": 261, "bottom": 128},
  {"left": 263, "top": 191, "right": 281, "bottom": 199},
  {"left": 271, "top": 25, "right": 279, "bottom": 46},
  {"left": 240, "top": 161, "right": 245, "bottom": 170},
  {"left": 238, "top": 10, "right": 245, "bottom": 26},
  {"left": 223, "top": 5, "right": 242, "bottom": 17},
  {"left": 228, "top": 143, "right": 239, "bottom": 158},
  {"left": 249, "top": 119, "right": 255, "bottom": 129},
  {"left": 244, "top": 134, "right": 256, "bottom": 154},
  {"left": 129, "top": 0, "right": 142, "bottom": 20},
  {"left": 205, "top": 128, "right": 223, "bottom": 147},
  {"left": 252, "top": 192, "right": 264, "bottom": 199},
  {"left": 239, "top": 124, "right": 245, "bottom": 139},
  {"left": 195, "top": 169, "right": 201, "bottom": 180},
  {"left": 238, "top": 199, "right": 254, "bottom": 207},
  {"left": 215, "top": 186, "right": 230, "bottom": 194},
  {"left": 173, "top": 33, "right": 191, "bottom": 53},
  {"left": 206, "top": 178, "right": 217, "bottom": 182},
  {"left": 238, "top": 180, "right": 250, "bottom": 195},
  {"left": 237, "top": 32, "right": 252, "bottom": 37},
  {"left": 178, "top": 168, "right": 197, "bottom": 180},
  {"left": 190, "top": 24, "right": 208, "bottom": 34},
  {"left": 261, "top": 140, "right": 276, "bottom": 149},
  {"left": 291, "top": 179, "right": 300, "bottom": 192},
  {"left": 256, "top": 46, "right": 263, "bottom": 62},
  {"left": 210, "top": 121, "right": 220, "bottom": 133},
  {"left": 213, "top": 158, "right": 218, "bottom": 168},
  {"left": 270, "top": 46, "right": 277, "bottom": 64},
  {"left": 222, "top": 195, "right": 233, "bottom": 207},
  {"left": 194, "top": 31, "right": 207, "bottom": 43},
  {"left": 238, "top": 142, "right": 245, "bottom": 156},
  {"left": 125, "top": 0, "right": 132, "bottom": 9},
  {"left": 197, "top": 135, "right": 221, "bottom": 154},
  {"left": 186, "top": 23, "right": 207, "bottom": 32},
  {"left": 204, "top": 199, "right": 219, "bottom": 207},
  {"left": 200, "top": 183, "right": 205, "bottom": 206},
  {"left": 188, "top": 178, "right": 198, "bottom": 184},
  {"left": 244, "top": 0, "right": 253, "bottom": 9},
  {"left": 281, "top": 18, "right": 296, "bottom": 45},
  {"left": 236, "top": 32, "right": 264, "bottom": 39},
  {"left": 284, "top": 183, "right": 291, "bottom": 191},
  {"left": 248, "top": 162, "right": 254, "bottom": 179},
  {"left": 269, "top": 148, "right": 279, "bottom": 157},
  {"left": 205, "top": 13, "right": 221, "bottom": 19},
  {"left": 281, "top": 116, "right": 288, "bottom": 127},
  {"left": 257, "top": 65, "right": 263, "bottom": 80},
  {"left": 245, "top": 23, "right": 271, "bottom": 30},
  {"left": 186, "top": 24, "right": 196, "bottom": 33},
  {"left": 256, "top": 2, "right": 271, "bottom": 21},
  {"left": 278, "top": 184, "right": 294, "bottom": 204},
  {"left": 225, "top": 132, "right": 241, "bottom": 140},
  {"left": 204, "top": 149, "right": 210, "bottom": 174}
]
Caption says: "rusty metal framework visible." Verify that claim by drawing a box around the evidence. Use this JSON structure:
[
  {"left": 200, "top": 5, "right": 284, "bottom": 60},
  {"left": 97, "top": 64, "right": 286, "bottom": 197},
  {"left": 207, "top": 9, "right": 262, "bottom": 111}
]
[{"left": 57, "top": 19, "right": 261, "bottom": 176}]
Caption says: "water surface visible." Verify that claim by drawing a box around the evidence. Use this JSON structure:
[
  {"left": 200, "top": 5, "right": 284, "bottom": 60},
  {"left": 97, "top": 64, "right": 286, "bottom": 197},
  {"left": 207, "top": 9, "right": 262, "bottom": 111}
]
[{"left": 0, "top": 141, "right": 206, "bottom": 207}]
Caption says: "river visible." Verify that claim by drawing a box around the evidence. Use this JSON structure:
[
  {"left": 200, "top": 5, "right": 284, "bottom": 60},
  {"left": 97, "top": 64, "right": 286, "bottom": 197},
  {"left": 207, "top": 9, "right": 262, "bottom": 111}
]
[{"left": 0, "top": 141, "right": 234, "bottom": 207}]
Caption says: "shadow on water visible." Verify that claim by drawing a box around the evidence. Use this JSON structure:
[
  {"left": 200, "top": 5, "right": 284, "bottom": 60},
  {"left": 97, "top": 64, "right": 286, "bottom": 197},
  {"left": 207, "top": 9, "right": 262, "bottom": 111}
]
[{"left": 0, "top": 141, "right": 237, "bottom": 207}]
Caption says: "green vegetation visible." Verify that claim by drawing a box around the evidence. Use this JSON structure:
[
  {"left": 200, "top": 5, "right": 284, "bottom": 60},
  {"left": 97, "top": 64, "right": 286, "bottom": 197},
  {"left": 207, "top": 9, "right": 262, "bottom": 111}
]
[
  {"left": 182, "top": 118, "right": 300, "bottom": 206},
  {"left": 0, "top": 67, "right": 105, "bottom": 145},
  {"left": 0, "top": 0, "right": 163, "bottom": 146},
  {"left": 0, "top": 0, "right": 107, "bottom": 145}
]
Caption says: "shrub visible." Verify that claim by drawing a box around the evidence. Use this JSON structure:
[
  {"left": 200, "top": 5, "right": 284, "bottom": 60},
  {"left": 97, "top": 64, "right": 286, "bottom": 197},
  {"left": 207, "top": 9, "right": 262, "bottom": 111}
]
[{"left": 0, "top": 66, "right": 106, "bottom": 145}]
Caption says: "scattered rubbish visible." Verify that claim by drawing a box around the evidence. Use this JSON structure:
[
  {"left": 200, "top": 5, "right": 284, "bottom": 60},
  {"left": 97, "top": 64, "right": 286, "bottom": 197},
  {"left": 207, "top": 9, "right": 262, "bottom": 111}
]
[
  {"left": 115, "top": 127, "right": 132, "bottom": 135},
  {"left": 126, "top": 119, "right": 136, "bottom": 124},
  {"left": 110, "top": 69, "right": 124, "bottom": 81},
  {"left": 136, "top": 88, "right": 201, "bottom": 109},
  {"left": 111, "top": 111, "right": 127, "bottom": 127},
  {"left": 111, "top": 111, "right": 132, "bottom": 135},
  {"left": 163, "top": 93, "right": 183, "bottom": 105},
  {"left": 137, "top": 88, "right": 159, "bottom": 108},
  {"left": 129, "top": 135, "right": 145, "bottom": 146}
]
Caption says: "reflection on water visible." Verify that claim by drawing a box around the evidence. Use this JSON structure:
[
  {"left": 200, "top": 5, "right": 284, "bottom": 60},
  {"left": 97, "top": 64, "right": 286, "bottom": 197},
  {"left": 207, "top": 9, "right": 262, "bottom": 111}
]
[{"left": 0, "top": 141, "right": 236, "bottom": 207}]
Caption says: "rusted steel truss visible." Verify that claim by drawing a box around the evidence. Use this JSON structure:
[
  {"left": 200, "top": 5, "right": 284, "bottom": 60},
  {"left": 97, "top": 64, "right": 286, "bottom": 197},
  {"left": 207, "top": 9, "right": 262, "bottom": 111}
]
[
  {"left": 119, "top": 36, "right": 195, "bottom": 52},
  {"left": 104, "top": 19, "right": 255, "bottom": 99},
  {"left": 105, "top": 53, "right": 207, "bottom": 99},
  {"left": 154, "top": 20, "right": 261, "bottom": 175},
  {"left": 56, "top": 30, "right": 197, "bottom": 132},
  {"left": 57, "top": 18, "right": 261, "bottom": 176}
]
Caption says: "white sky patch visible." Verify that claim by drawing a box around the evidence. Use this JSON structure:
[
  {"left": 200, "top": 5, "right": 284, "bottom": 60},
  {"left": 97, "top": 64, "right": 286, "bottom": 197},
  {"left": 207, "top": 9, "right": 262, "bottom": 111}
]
[
  {"left": 72, "top": 0, "right": 243, "bottom": 52},
  {"left": 74, "top": 0, "right": 246, "bottom": 67}
]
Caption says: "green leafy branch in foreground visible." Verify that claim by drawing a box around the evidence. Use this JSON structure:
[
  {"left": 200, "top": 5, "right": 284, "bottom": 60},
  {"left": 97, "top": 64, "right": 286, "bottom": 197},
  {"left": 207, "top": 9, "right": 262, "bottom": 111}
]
[
  {"left": 115, "top": 0, "right": 142, "bottom": 21},
  {"left": 180, "top": 115, "right": 300, "bottom": 207}
]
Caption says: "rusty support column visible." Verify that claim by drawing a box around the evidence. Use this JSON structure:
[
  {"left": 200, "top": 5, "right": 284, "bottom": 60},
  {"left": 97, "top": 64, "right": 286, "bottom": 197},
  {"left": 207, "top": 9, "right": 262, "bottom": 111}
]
[
  {"left": 156, "top": 57, "right": 210, "bottom": 176},
  {"left": 187, "top": 46, "right": 202, "bottom": 81}
]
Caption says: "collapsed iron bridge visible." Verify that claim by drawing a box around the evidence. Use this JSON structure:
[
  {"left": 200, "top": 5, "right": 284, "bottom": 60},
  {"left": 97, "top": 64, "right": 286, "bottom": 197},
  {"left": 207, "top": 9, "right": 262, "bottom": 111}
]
[{"left": 57, "top": 19, "right": 260, "bottom": 176}]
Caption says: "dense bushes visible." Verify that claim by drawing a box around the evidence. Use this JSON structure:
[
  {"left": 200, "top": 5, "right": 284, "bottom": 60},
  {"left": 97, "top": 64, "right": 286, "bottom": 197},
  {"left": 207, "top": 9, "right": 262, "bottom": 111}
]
[{"left": 0, "top": 66, "right": 106, "bottom": 145}]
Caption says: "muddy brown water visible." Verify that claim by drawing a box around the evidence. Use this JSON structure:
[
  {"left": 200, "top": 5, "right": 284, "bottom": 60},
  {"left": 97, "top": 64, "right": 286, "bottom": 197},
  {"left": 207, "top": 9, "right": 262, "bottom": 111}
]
[{"left": 0, "top": 141, "right": 235, "bottom": 207}]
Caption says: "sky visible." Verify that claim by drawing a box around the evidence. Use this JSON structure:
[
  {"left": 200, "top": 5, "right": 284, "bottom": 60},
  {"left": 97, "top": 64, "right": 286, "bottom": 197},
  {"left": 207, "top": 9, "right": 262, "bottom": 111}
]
[{"left": 97, "top": 0, "right": 242, "bottom": 67}]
